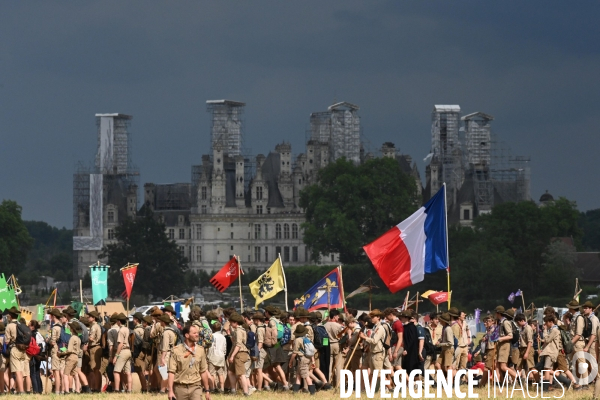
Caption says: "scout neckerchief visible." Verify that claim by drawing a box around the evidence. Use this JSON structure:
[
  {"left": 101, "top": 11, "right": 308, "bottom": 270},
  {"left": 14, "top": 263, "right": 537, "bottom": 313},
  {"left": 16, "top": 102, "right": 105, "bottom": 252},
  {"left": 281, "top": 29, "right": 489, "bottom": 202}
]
[{"left": 183, "top": 342, "right": 196, "bottom": 368}]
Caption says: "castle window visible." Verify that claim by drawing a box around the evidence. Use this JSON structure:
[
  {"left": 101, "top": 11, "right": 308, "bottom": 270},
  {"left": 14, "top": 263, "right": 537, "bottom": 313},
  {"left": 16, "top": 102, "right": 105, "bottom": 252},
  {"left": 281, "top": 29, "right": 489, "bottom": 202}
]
[
  {"left": 201, "top": 187, "right": 207, "bottom": 200},
  {"left": 276, "top": 246, "right": 282, "bottom": 257},
  {"left": 463, "top": 209, "right": 471, "bottom": 220},
  {"left": 254, "top": 224, "right": 261, "bottom": 240},
  {"left": 230, "top": 232, "right": 233, "bottom": 239},
  {"left": 196, "top": 246, "right": 202, "bottom": 262},
  {"left": 196, "top": 224, "right": 202, "bottom": 239},
  {"left": 256, "top": 205, "right": 263, "bottom": 215},
  {"left": 284, "top": 247, "right": 290, "bottom": 262},
  {"left": 256, "top": 186, "right": 263, "bottom": 200},
  {"left": 276, "top": 224, "right": 282, "bottom": 239},
  {"left": 265, "top": 246, "right": 269, "bottom": 261},
  {"left": 284, "top": 224, "right": 290, "bottom": 239},
  {"left": 168, "top": 229, "right": 175, "bottom": 239},
  {"left": 254, "top": 247, "right": 261, "bottom": 262},
  {"left": 179, "top": 229, "right": 185, "bottom": 240},
  {"left": 292, "top": 224, "right": 298, "bottom": 239},
  {"left": 292, "top": 246, "right": 298, "bottom": 262},
  {"left": 179, "top": 246, "right": 185, "bottom": 257},
  {"left": 107, "top": 210, "right": 115, "bottom": 223},
  {"left": 201, "top": 205, "right": 207, "bottom": 214},
  {"left": 108, "top": 229, "right": 115, "bottom": 240},
  {"left": 264, "top": 224, "right": 269, "bottom": 239}
]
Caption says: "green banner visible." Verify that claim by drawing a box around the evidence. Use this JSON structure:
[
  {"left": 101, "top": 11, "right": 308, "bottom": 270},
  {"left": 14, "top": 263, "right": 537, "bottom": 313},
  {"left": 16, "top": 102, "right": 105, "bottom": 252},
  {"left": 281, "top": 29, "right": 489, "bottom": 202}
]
[
  {"left": 0, "top": 274, "right": 18, "bottom": 311},
  {"left": 36, "top": 304, "right": 45, "bottom": 321},
  {"left": 71, "top": 301, "right": 84, "bottom": 316},
  {"left": 91, "top": 265, "right": 109, "bottom": 305}
]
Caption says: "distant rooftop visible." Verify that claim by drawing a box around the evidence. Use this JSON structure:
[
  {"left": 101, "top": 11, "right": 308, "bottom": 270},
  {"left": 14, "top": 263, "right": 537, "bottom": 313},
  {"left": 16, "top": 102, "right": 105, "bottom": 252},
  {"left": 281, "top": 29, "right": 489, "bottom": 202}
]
[
  {"left": 206, "top": 100, "right": 246, "bottom": 106},
  {"left": 462, "top": 111, "right": 494, "bottom": 121},
  {"left": 328, "top": 101, "right": 359, "bottom": 111},
  {"left": 434, "top": 105, "right": 460, "bottom": 113}
]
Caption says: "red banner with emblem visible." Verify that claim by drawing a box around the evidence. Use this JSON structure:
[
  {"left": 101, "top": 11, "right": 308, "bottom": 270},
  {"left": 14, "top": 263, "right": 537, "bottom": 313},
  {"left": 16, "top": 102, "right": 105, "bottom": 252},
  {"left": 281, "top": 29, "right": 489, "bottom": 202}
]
[
  {"left": 209, "top": 257, "right": 240, "bottom": 293},
  {"left": 428, "top": 291, "right": 449, "bottom": 305},
  {"left": 122, "top": 264, "right": 138, "bottom": 299}
]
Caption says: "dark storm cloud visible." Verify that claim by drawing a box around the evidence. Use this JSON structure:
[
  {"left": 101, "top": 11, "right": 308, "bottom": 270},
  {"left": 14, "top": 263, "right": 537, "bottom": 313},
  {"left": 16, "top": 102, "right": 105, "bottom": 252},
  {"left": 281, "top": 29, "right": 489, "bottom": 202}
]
[{"left": 1, "top": 1, "right": 599, "bottom": 227}]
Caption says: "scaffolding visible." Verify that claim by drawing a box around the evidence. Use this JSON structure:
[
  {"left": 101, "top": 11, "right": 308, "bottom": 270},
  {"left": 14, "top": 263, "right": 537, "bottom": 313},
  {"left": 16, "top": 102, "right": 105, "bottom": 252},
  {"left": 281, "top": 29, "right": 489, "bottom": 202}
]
[
  {"left": 431, "top": 105, "right": 463, "bottom": 197},
  {"left": 308, "top": 102, "right": 361, "bottom": 165},
  {"left": 462, "top": 112, "right": 494, "bottom": 212},
  {"left": 490, "top": 134, "right": 531, "bottom": 203},
  {"left": 95, "top": 114, "right": 133, "bottom": 175},
  {"left": 206, "top": 100, "right": 245, "bottom": 156}
]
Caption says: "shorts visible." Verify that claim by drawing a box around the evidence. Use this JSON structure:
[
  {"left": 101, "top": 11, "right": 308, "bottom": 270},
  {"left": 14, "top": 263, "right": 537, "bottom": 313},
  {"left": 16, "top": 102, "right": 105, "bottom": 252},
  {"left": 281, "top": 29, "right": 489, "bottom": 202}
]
[
  {"left": 114, "top": 349, "right": 132, "bottom": 373},
  {"left": 228, "top": 352, "right": 249, "bottom": 376},
  {"left": 295, "top": 357, "right": 310, "bottom": 379},
  {"left": 369, "top": 352, "right": 384, "bottom": 371},
  {"left": 245, "top": 358, "right": 252, "bottom": 378},
  {"left": 9, "top": 346, "right": 27, "bottom": 373},
  {"left": 134, "top": 354, "right": 147, "bottom": 374},
  {"left": 89, "top": 346, "right": 102, "bottom": 370},
  {"left": 554, "top": 353, "right": 569, "bottom": 373},
  {"left": 496, "top": 342, "right": 511, "bottom": 364},
  {"left": 392, "top": 346, "right": 403, "bottom": 367},
  {"left": 510, "top": 347, "right": 520, "bottom": 366},
  {"left": 208, "top": 362, "right": 226, "bottom": 377},
  {"left": 484, "top": 348, "right": 496, "bottom": 370},
  {"left": 77, "top": 356, "right": 83, "bottom": 369},
  {"left": 441, "top": 347, "right": 454, "bottom": 368},
  {"left": 64, "top": 355, "right": 78, "bottom": 377},
  {"left": 0, "top": 355, "right": 6, "bottom": 371},
  {"left": 99, "top": 356, "right": 109, "bottom": 374},
  {"left": 519, "top": 347, "right": 534, "bottom": 370},
  {"left": 267, "top": 345, "right": 286, "bottom": 364},
  {"left": 536, "top": 355, "right": 554, "bottom": 371},
  {"left": 255, "top": 348, "right": 267, "bottom": 369}
]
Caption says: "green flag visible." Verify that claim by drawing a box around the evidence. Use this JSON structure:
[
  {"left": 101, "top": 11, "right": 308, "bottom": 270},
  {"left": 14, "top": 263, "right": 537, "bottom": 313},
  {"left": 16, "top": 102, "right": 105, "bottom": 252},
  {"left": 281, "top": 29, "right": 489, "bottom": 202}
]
[
  {"left": 71, "top": 301, "right": 84, "bottom": 316},
  {"left": 0, "top": 274, "right": 18, "bottom": 312},
  {"left": 36, "top": 304, "right": 45, "bottom": 321}
]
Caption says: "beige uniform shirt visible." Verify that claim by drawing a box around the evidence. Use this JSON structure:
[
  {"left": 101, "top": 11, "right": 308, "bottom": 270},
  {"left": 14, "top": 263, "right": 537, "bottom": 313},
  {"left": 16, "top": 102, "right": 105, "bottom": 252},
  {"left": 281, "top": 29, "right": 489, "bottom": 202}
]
[
  {"left": 167, "top": 344, "right": 208, "bottom": 385},
  {"left": 324, "top": 321, "right": 344, "bottom": 344},
  {"left": 67, "top": 334, "right": 82, "bottom": 357},
  {"left": 89, "top": 322, "right": 101, "bottom": 347},
  {"left": 363, "top": 322, "right": 385, "bottom": 354},
  {"left": 230, "top": 326, "right": 248, "bottom": 356},
  {"left": 51, "top": 322, "right": 63, "bottom": 353},
  {"left": 519, "top": 325, "right": 533, "bottom": 348},
  {"left": 588, "top": 314, "right": 599, "bottom": 346},
  {"left": 5, "top": 322, "right": 18, "bottom": 345},
  {"left": 284, "top": 322, "right": 301, "bottom": 351},
  {"left": 486, "top": 325, "right": 497, "bottom": 350},
  {"left": 255, "top": 323, "right": 265, "bottom": 345},
  {"left": 427, "top": 324, "right": 443, "bottom": 346},
  {"left": 306, "top": 324, "right": 315, "bottom": 342},
  {"left": 161, "top": 328, "right": 177, "bottom": 353},
  {"left": 570, "top": 313, "right": 586, "bottom": 343},
  {"left": 107, "top": 325, "right": 119, "bottom": 350},
  {"left": 441, "top": 325, "right": 454, "bottom": 348},
  {"left": 500, "top": 319, "right": 513, "bottom": 340},
  {"left": 117, "top": 326, "right": 130, "bottom": 349},
  {"left": 293, "top": 336, "right": 309, "bottom": 358},
  {"left": 540, "top": 326, "right": 562, "bottom": 361}
]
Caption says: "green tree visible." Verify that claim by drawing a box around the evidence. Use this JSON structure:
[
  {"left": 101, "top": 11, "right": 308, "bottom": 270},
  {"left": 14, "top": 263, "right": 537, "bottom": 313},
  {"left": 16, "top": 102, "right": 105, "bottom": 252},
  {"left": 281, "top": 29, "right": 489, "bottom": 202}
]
[
  {"left": 300, "top": 157, "right": 417, "bottom": 264},
  {"left": 0, "top": 200, "right": 33, "bottom": 276},
  {"left": 580, "top": 209, "right": 600, "bottom": 251},
  {"left": 540, "top": 240, "right": 578, "bottom": 296},
  {"left": 99, "top": 209, "right": 188, "bottom": 299}
]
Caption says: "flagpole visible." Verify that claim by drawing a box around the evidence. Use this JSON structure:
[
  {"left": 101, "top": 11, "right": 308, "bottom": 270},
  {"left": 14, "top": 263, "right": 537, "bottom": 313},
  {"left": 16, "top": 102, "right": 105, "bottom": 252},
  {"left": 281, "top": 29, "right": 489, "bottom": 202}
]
[
  {"left": 444, "top": 183, "right": 451, "bottom": 310},
  {"left": 236, "top": 255, "right": 243, "bottom": 313},
  {"left": 416, "top": 291, "right": 419, "bottom": 316},
  {"left": 338, "top": 265, "right": 347, "bottom": 313},
  {"left": 521, "top": 291, "right": 526, "bottom": 316},
  {"left": 279, "top": 253, "right": 289, "bottom": 312}
]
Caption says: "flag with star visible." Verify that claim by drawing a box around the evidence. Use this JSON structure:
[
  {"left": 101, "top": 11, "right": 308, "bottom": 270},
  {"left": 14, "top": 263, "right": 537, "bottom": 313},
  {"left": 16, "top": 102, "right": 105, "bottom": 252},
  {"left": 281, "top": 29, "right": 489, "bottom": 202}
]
[{"left": 0, "top": 274, "right": 19, "bottom": 311}]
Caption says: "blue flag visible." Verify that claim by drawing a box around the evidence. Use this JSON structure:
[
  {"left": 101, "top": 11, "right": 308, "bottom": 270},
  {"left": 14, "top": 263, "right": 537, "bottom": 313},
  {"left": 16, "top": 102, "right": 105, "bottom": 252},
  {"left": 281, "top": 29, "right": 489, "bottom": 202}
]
[
  {"left": 508, "top": 292, "right": 515, "bottom": 303},
  {"left": 294, "top": 267, "right": 344, "bottom": 312},
  {"left": 91, "top": 265, "right": 109, "bottom": 306}
]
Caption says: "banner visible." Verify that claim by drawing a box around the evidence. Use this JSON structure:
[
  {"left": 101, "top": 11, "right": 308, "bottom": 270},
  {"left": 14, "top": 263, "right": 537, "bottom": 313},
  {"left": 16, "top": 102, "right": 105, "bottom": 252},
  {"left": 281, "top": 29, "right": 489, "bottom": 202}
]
[
  {"left": 294, "top": 267, "right": 344, "bottom": 312},
  {"left": 249, "top": 258, "right": 285, "bottom": 309},
  {"left": 428, "top": 291, "right": 450, "bottom": 305},
  {"left": 0, "top": 274, "right": 18, "bottom": 311},
  {"left": 209, "top": 257, "right": 240, "bottom": 293},
  {"left": 345, "top": 285, "right": 371, "bottom": 300},
  {"left": 91, "top": 264, "right": 109, "bottom": 305},
  {"left": 36, "top": 304, "right": 45, "bottom": 321},
  {"left": 122, "top": 264, "right": 138, "bottom": 299}
]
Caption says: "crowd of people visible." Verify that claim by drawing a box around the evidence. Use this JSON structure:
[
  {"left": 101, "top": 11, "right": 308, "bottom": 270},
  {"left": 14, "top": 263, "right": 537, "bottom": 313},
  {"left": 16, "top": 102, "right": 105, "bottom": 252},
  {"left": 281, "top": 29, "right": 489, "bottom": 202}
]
[{"left": 1, "top": 298, "right": 600, "bottom": 398}]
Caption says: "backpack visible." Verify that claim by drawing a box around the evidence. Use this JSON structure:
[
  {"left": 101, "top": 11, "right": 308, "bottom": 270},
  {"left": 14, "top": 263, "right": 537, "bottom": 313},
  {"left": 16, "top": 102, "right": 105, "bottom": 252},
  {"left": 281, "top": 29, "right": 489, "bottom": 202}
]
[
  {"left": 559, "top": 326, "right": 574, "bottom": 355},
  {"left": 246, "top": 331, "right": 259, "bottom": 359},
  {"left": 280, "top": 324, "right": 292, "bottom": 345},
  {"left": 381, "top": 322, "right": 392, "bottom": 351},
  {"left": 165, "top": 326, "right": 184, "bottom": 348},
  {"left": 313, "top": 325, "right": 329, "bottom": 349},
  {"left": 129, "top": 330, "right": 144, "bottom": 359},
  {"left": 443, "top": 326, "right": 458, "bottom": 350},
  {"left": 192, "top": 321, "right": 214, "bottom": 349},
  {"left": 58, "top": 324, "right": 71, "bottom": 349},
  {"left": 581, "top": 315, "right": 592, "bottom": 340},
  {"left": 26, "top": 336, "right": 40, "bottom": 357},
  {"left": 0, "top": 334, "right": 9, "bottom": 358},
  {"left": 264, "top": 323, "right": 278, "bottom": 347},
  {"left": 423, "top": 328, "right": 436, "bottom": 356},
  {"left": 77, "top": 321, "right": 89, "bottom": 345},
  {"left": 100, "top": 325, "right": 109, "bottom": 358},
  {"left": 390, "top": 320, "right": 401, "bottom": 347},
  {"left": 302, "top": 337, "right": 316, "bottom": 357},
  {"left": 15, "top": 322, "right": 32, "bottom": 351},
  {"left": 509, "top": 321, "right": 520, "bottom": 346}
]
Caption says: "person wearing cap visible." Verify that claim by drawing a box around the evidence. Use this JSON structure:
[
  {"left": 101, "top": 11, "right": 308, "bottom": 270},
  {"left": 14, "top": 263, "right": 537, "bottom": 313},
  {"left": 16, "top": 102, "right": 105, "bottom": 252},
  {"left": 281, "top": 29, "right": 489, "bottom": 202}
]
[
  {"left": 514, "top": 313, "right": 534, "bottom": 377},
  {"left": 227, "top": 313, "right": 252, "bottom": 396},
  {"left": 250, "top": 312, "right": 272, "bottom": 391},
  {"left": 48, "top": 308, "right": 66, "bottom": 394},
  {"left": 150, "top": 308, "right": 165, "bottom": 392},
  {"left": 398, "top": 310, "right": 420, "bottom": 375},
  {"left": 531, "top": 314, "right": 563, "bottom": 392},
  {"left": 289, "top": 324, "right": 316, "bottom": 395},
  {"left": 62, "top": 321, "right": 87, "bottom": 393},
  {"left": 207, "top": 320, "right": 226, "bottom": 393},
  {"left": 167, "top": 324, "right": 212, "bottom": 400},
  {"left": 157, "top": 313, "right": 177, "bottom": 393},
  {"left": 163, "top": 305, "right": 178, "bottom": 327},
  {"left": 4, "top": 306, "right": 27, "bottom": 394},
  {"left": 112, "top": 313, "right": 133, "bottom": 392},
  {"left": 359, "top": 309, "right": 386, "bottom": 375},
  {"left": 264, "top": 305, "right": 290, "bottom": 390},
  {"left": 283, "top": 311, "right": 301, "bottom": 385},
  {"left": 0, "top": 322, "right": 6, "bottom": 392},
  {"left": 131, "top": 312, "right": 148, "bottom": 393},
  {"left": 438, "top": 313, "right": 455, "bottom": 378},
  {"left": 495, "top": 306, "right": 517, "bottom": 382},
  {"left": 85, "top": 310, "right": 102, "bottom": 392},
  {"left": 344, "top": 316, "right": 362, "bottom": 375},
  {"left": 425, "top": 313, "right": 442, "bottom": 371},
  {"left": 383, "top": 308, "right": 403, "bottom": 373},
  {"left": 582, "top": 301, "right": 598, "bottom": 361}
]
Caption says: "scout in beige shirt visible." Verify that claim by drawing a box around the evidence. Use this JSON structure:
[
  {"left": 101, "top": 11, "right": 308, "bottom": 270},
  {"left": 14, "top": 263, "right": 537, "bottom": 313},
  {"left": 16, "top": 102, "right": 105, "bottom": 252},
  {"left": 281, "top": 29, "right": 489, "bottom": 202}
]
[
  {"left": 289, "top": 324, "right": 316, "bottom": 394},
  {"left": 227, "top": 313, "right": 250, "bottom": 396},
  {"left": 360, "top": 310, "right": 386, "bottom": 372},
  {"left": 167, "top": 325, "right": 211, "bottom": 400}
]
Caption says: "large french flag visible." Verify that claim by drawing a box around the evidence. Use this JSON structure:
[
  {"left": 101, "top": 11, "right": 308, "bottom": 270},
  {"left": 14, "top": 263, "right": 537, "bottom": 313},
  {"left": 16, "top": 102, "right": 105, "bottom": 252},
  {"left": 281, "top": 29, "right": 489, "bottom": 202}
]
[{"left": 363, "top": 185, "right": 448, "bottom": 293}]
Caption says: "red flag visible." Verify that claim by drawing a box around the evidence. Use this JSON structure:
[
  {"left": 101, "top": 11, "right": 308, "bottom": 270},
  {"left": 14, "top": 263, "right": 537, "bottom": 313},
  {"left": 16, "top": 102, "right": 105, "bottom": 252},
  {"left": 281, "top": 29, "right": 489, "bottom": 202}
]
[
  {"left": 428, "top": 291, "right": 449, "bottom": 305},
  {"left": 122, "top": 265, "right": 138, "bottom": 299},
  {"left": 209, "top": 257, "right": 240, "bottom": 293}
]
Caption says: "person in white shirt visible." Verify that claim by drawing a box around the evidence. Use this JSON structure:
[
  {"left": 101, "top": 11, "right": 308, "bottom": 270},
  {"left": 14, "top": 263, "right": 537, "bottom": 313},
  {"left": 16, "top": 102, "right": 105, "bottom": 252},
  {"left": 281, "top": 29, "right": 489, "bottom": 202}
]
[{"left": 207, "top": 321, "right": 227, "bottom": 393}]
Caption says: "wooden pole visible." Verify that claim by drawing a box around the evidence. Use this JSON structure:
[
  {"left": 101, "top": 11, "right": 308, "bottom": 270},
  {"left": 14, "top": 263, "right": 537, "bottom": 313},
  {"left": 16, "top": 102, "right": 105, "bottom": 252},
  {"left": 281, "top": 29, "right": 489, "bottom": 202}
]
[
  {"left": 236, "top": 255, "right": 243, "bottom": 312},
  {"left": 344, "top": 337, "right": 362, "bottom": 370},
  {"left": 80, "top": 279, "right": 83, "bottom": 303},
  {"left": 416, "top": 292, "right": 419, "bottom": 316},
  {"left": 520, "top": 291, "right": 526, "bottom": 315}
]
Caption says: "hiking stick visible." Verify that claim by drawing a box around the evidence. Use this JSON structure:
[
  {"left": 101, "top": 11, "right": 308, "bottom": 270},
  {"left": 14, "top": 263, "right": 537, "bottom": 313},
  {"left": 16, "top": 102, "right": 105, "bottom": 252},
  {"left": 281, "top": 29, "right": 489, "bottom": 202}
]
[{"left": 344, "top": 337, "right": 362, "bottom": 370}]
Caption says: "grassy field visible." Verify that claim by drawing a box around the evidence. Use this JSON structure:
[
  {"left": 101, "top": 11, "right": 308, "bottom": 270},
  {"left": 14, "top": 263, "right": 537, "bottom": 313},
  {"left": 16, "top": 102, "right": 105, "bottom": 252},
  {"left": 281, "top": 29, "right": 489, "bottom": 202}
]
[{"left": 24, "top": 385, "right": 598, "bottom": 399}]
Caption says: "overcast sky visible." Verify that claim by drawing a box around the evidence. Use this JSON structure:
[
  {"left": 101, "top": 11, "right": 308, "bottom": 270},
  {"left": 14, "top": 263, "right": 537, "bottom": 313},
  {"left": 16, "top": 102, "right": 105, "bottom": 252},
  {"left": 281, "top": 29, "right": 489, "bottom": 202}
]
[{"left": 1, "top": 1, "right": 599, "bottom": 228}]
